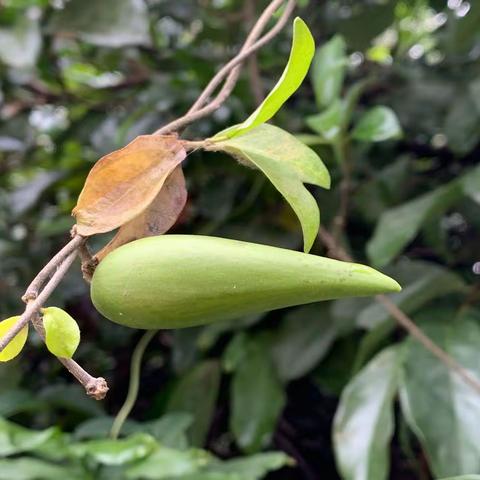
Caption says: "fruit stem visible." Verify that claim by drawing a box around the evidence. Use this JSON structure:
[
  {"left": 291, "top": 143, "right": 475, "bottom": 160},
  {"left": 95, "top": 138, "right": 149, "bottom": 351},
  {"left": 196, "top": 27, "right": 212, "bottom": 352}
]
[{"left": 110, "top": 330, "right": 157, "bottom": 439}]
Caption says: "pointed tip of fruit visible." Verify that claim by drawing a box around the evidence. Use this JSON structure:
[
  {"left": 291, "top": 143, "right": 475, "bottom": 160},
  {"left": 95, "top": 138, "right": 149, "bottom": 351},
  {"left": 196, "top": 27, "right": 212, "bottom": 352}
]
[{"left": 361, "top": 265, "right": 402, "bottom": 294}]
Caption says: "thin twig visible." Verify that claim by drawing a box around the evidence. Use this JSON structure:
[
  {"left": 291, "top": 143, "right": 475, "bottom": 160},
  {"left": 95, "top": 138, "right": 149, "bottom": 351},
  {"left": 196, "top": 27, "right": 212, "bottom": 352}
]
[
  {"left": 0, "top": 250, "right": 79, "bottom": 353},
  {"left": 31, "top": 314, "right": 108, "bottom": 400},
  {"left": 110, "top": 330, "right": 157, "bottom": 439},
  {"left": 155, "top": 0, "right": 296, "bottom": 135},
  {"left": 245, "top": 0, "right": 266, "bottom": 105},
  {"left": 318, "top": 227, "right": 480, "bottom": 395},
  {"left": 22, "top": 234, "right": 85, "bottom": 302}
]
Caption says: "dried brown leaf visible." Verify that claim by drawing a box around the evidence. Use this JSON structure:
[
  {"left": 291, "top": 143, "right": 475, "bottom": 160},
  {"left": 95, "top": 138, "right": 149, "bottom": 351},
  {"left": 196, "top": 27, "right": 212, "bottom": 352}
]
[
  {"left": 95, "top": 166, "right": 187, "bottom": 262},
  {"left": 72, "top": 134, "right": 186, "bottom": 236}
]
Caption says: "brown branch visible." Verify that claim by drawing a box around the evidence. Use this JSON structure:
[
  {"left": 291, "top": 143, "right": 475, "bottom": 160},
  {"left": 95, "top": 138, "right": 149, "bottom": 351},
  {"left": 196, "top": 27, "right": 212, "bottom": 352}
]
[
  {"left": 0, "top": 249, "right": 79, "bottom": 353},
  {"left": 318, "top": 227, "right": 480, "bottom": 395},
  {"left": 245, "top": 0, "right": 266, "bottom": 105},
  {"left": 31, "top": 314, "right": 108, "bottom": 400},
  {"left": 3, "top": 234, "right": 109, "bottom": 399},
  {"left": 154, "top": 0, "right": 296, "bottom": 135},
  {"left": 22, "top": 234, "right": 85, "bottom": 303}
]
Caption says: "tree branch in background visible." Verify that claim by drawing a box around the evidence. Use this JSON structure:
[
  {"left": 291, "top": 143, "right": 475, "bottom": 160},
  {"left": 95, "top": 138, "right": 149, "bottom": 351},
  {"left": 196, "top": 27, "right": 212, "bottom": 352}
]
[
  {"left": 318, "top": 227, "right": 480, "bottom": 395},
  {"left": 245, "top": 0, "right": 266, "bottom": 105},
  {"left": 155, "top": 0, "right": 296, "bottom": 135}
]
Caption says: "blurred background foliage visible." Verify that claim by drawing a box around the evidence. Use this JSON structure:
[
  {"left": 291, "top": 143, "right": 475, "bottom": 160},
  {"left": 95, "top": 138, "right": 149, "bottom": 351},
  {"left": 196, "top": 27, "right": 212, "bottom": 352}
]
[{"left": 0, "top": 0, "right": 479, "bottom": 478}]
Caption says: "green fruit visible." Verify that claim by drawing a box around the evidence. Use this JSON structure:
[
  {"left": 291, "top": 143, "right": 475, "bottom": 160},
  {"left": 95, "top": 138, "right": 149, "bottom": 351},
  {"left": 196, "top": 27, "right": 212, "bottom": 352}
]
[{"left": 91, "top": 235, "right": 401, "bottom": 329}]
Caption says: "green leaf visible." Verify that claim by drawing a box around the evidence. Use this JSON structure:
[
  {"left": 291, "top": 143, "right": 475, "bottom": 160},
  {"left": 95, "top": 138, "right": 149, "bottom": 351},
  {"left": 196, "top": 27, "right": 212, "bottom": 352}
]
[
  {"left": 440, "top": 477, "right": 480, "bottom": 480},
  {"left": 0, "top": 418, "right": 58, "bottom": 457},
  {"left": 269, "top": 304, "right": 338, "bottom": 382},
  {"left": 0, "top": 458, "right": 82, "bottom": 480},
  {"left": 305, "top": 99, "right": 344, "bottom": 143},
  {"left": 352, "top": 106, "right": 402, "bottom": 143},
  {"left": 70, "top": 433, "right": 156, "bottom": 466},
  {"left": 367, "top": 179, "right": 463, "bottom": 267},
  {"left": 143, "top": 413, "right": 193, "bottom": 450},
  {"left": 311, "top": 35, "right": 347, "bottom": 108},
  {"left": 231, "top": 337, "right": 285, "bottom": 453},
  {"left": 48, "top": 0, "right": 150, "bottom": 47},
  {"left": 186, "top": 452, "right": 293, "bottom": 480},
  {"left": 42, "top": 307, "right": 80, "bottom": 358},
  {"left": 126, "top": 446, "right": 213, "bottom": 479},
  {"left": 209, "top": 124, "right": 330, "bottom": 252},
  {"left": 166, "top": 360, "right": 221, "bottom": 447},
  {"left": 399, "top": 309, "right": 480, "bottom": 478},
  {"left": 215, "top": 18, "right": 315, "bottom": 139},
  {"left": 0, "top": 316, "right": 29, "bottom": 362},
  {"left": 333, "top": 346, "right": 402, "bottom": 480}
]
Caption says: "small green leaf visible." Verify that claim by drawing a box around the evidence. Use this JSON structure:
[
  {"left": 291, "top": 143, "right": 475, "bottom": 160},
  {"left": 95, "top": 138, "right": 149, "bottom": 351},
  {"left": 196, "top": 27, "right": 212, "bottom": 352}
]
[
  {"left": 0, "top": 316, "right": 28, "bottom": 362},
  {"left": 333, "top": 346, "right": 402, "bottom": 480},
  {"left": 42, "top": 307, "right": 80, "bottom": 359},
  {"left": 215, "top": 17, "right": 315, "bottom": 139},
  {"left": 352, "top": 106, "right": 402, "bottom": 142},
  {"left": 231, "top": 337, "right": 285, "bottom": 453},
  {"left": 311, "top": 35, "right": 347, "bottom": 108},
  {"left": 209, "top": 124, "right": 330, "bottom": 252}
]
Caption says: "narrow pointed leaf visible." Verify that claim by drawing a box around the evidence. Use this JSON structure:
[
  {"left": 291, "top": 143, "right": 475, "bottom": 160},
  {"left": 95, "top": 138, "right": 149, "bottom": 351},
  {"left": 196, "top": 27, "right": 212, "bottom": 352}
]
[
  {"left": 42, "top": 307, "right": 80, "bottom": 359},
  {"left": 0, "top": 317, "right": 28, "bottom": 362},
  {"left": 333, "top": 346, "right": 402, "bottom": 480},
  {"left": 215, "top": 18, "right": 315, "bottom": 139},
  {"left": 73, "top": 134, "right": 186, "bottom": 236},
  {"left": 209, "top": 124, "right": 330, "bottom": 252},
  {"left": 95, "top": 166, "right": 187, "bottom": 261}
]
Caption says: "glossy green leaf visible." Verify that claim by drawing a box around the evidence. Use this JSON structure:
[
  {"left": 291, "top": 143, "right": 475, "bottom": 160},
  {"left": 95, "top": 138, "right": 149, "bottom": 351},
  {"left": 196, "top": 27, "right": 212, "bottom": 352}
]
[
  {"left": 333, "top": 346, "right": 402, "bottom": 480},
  {"left": 231, "top": 338, "right": 285, "bottom": 453},
  {"left": 352, "top": 106, "right": 402, "bottom": 142},
  {"left": 42, "top": 307, "right": 80, "bottom": 359},
  {"left": 181, "top": 452, "right": 293, "bottom": 480},
  {"left": 167, "top": 360, "right": 221, "bottom": 447},
  {"left": 0, "top": 458, "right": 82, "bottom": 480},
  {"left": 126, "top": 446, "right": 213, "bottom": 479},
  {"left": 48, "top": 0, "right": 150, "bottom": 47},
  {"left": 215, "top": 18, "right": 315, "bottom": 139},
  {"left": 209, "top": 124, "right": 330, "bottom": 252},
  {"left": 311, "top": 35, "right": 347, "bottom": 108},
  {"left": 400, "top": 309, "right": 480, "bottom": 478},
  {"left": 70, "top": 433, "right": 156, "bottom": 466},
  {"left": 367, "top": 179, "right": 462, "bottom": 267},
  {"left": 0, "top": 316, "right": 28, "bottom": 362},
  {"left": 270, "top": 304, "right": 338, "bottom": 382},
  {"left": 0, "top": 418, "right": 58, "bottom": 456}
]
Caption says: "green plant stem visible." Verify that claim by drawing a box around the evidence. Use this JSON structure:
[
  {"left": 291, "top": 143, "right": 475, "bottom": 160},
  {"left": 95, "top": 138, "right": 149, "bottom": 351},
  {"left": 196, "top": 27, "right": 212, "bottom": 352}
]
[{"left": 110, "top": 330, "right": 157, "bottom": 439}]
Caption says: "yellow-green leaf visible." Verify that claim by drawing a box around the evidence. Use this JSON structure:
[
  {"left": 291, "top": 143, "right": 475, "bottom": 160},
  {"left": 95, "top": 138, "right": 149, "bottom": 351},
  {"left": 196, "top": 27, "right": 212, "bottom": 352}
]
[
  {"left": 42, "top": 307, "right": 80, "bottom": 358},
  {"left": 0, "top": 316, "right": 28, "bottom": 362},
  {"left": 208, "top": 124, "right": 330, "bottom": 253},
  {"left": 215, "top": 17, "right": 315, "bottom": 140}
]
